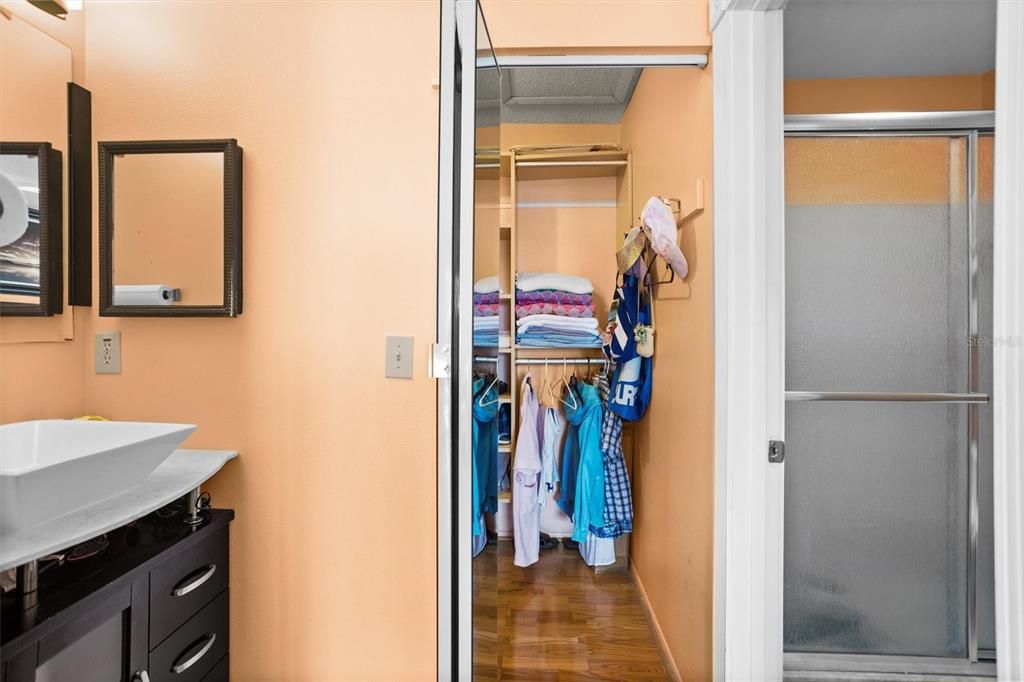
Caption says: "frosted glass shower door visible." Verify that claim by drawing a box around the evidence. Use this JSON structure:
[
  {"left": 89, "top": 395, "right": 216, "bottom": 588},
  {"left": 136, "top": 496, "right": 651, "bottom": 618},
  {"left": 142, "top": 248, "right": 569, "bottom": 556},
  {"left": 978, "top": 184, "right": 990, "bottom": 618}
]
[{"left": 784, "top": 135, "right": 980, "bottom": 658}]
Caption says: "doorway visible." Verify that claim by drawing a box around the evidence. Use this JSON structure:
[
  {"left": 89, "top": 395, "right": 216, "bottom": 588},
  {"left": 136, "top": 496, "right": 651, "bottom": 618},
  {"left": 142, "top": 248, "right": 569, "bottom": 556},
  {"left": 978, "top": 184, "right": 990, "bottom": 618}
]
[
  {"left": 438, "top": 2, "right": 716, "bottom": 678},
  {"left": 709, "top": 2, "right": 1024, "bottom": 681}
]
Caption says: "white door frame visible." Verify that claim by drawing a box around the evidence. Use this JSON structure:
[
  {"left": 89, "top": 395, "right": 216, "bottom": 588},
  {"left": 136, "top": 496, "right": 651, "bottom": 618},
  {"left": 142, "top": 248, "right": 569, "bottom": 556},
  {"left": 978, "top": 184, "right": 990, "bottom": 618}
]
[
  {"left": 711, "top": 3, "right": 786, "bottom": 681},
  {"left": 710, "top": 1, "right": 1024, "bottom": 680}
]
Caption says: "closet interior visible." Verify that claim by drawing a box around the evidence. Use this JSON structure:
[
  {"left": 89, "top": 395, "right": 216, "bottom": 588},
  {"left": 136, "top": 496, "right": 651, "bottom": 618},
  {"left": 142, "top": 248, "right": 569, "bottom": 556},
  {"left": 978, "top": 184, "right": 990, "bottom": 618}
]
[{"left": 470, "top": 62, "right": 708, "bottom": 679}]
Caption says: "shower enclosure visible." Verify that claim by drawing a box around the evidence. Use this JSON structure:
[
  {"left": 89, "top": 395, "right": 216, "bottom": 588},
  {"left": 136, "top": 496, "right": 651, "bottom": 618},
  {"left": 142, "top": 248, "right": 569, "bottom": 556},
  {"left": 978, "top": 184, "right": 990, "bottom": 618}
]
[{"left": 782, "top": 113, "right": 996, "bottom": 676}]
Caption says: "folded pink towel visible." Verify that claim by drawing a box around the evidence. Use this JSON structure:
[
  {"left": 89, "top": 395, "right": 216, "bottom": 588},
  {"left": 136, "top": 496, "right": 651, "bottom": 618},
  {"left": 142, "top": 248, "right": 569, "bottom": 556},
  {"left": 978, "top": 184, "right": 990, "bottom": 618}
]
[
  {"left": 516, "top": 303, "right": 594, "bottom": 319},
  {"left": 516, "top": 290, "right": 593, "bottom": 306},
  {"left": 474, "top": 303, "right": 500, "bottom": 316},
  {"left": 474, "top": 292, "right": 500, "bottom": 304}
]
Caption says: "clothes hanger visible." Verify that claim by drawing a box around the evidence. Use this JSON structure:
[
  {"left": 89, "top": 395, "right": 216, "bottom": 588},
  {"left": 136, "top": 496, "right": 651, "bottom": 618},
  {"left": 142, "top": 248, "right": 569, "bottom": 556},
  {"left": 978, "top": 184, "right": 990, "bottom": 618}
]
[
  {"left": 556, "top": 358, "right": 578, "bottom": 410},
  {"left": 539, "top": 361, "right": 551, "bottom": 408},
  {"left": 478, "top": 372, "right": 500, "bottom": 407},
  {"left": 642, "top": 242, "right": 675, "bottom": 288},
  {"left": 547, "top": 360, "right": 562, "bottom": 405}
]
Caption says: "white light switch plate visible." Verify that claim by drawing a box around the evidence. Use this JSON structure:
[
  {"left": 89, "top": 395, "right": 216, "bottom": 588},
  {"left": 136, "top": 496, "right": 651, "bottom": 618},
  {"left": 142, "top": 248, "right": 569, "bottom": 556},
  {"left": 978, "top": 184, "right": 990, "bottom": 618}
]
[
  {"left": 385, "top": 336, "right": 414, "bottom": 379},
  {"left": 95, "top": 331, "right": 121, "bottom": 374}
]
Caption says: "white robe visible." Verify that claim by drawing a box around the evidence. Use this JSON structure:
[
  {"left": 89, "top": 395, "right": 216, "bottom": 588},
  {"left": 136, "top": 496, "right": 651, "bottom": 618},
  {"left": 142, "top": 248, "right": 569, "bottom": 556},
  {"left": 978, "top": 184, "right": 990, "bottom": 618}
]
[{"left": 513, "top": 376, "right": 543, "bottom": 567}]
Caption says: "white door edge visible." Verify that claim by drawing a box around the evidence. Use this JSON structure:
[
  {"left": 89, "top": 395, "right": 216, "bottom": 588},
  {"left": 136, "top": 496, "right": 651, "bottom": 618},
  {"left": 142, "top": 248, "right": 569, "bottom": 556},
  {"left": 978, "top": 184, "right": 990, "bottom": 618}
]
[
  {"left": 992, "top": 2, "right": 1024, "bottom": 679},
  {"left": 712, "top": 4, "right": 786, "bottom": 681},
  {"left": 436, "top": 2, "right": 456, "bottom": 680}
]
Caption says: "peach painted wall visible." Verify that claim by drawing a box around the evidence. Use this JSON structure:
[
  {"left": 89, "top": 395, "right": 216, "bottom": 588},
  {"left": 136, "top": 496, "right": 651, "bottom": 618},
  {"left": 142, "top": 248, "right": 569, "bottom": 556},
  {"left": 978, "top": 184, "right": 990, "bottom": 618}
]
[
  {"left": 0, "top": 8, "right": 86, "bottom": 423},
  {"left": 481, "top": 0, "right": 710, "bottom": 53},
  {"left": 517, "top": 175, "right": 619, "bottom": 316},
  {"left": 81, "top": 2, "right": 439, "bottom": 680},
  {"left": 785, "top": 72, "right": 995, "bottom": 114},
  {"left": 981, "top": 69, "right": 995, "bottom": 109},
  {"left": 620, "top": 65, "right": 715, "bottom": 682},
  {"left": 0, "top": 0, "right": 86, "bottom": 82}
]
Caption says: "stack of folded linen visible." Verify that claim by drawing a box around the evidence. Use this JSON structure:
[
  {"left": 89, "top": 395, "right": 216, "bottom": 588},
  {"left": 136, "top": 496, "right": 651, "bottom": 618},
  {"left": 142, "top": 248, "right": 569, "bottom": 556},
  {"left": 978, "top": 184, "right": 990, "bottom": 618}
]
[
  {"left": 474, "top": 276, "right": 500, "bottom": 346},
  {"left": 516, "top": 272, "right": 602, "bottom": 348}
]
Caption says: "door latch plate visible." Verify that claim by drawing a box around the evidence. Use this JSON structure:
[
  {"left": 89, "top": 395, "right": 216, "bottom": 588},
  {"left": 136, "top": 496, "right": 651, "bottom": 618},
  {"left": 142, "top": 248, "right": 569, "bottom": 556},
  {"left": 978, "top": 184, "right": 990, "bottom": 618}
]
[
  {"left": 429, "top": 344, "right": 451, "bottom": 379},
  {"left": 768, "top": 440, "right": 785, "bottom": 464}
]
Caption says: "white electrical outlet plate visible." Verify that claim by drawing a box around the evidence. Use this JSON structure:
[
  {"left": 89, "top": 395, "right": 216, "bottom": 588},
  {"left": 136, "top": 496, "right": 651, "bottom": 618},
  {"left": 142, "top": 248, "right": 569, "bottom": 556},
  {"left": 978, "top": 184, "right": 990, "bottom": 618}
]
[
  {"left": 95, "top": 331, "right": 122, "bottom": 374},
  {"left": 385, "top": 336, "right": 414, "bottom": 379}
]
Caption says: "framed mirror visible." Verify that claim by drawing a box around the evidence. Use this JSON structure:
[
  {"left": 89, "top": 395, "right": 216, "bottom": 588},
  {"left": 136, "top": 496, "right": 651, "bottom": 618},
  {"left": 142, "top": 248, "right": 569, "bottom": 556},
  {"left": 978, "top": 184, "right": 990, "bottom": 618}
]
[
  {"left": 0, "top": 141, "right": 63, "bottom": 316},
  {"left": 98, "top": 139, "right": 242, "bottom": 317}
]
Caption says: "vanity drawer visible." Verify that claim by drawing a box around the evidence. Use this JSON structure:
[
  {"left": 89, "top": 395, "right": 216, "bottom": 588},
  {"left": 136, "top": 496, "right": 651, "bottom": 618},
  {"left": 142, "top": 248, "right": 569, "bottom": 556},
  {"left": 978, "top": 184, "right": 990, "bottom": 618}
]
[
  {"left": 149, "top": 590, "right": 228, "bottom": 682},
  {"left": 150, "top": 526, "right": 229, "bottom": 648},
  {"left": 201, "top": 655, "right": 228, "bottom": 682}
]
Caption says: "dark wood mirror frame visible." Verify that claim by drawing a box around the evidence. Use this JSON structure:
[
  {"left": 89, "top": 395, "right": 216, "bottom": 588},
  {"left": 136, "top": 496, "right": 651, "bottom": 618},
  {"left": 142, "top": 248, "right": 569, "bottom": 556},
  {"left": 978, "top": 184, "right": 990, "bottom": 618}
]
[
  {"left": 0, "top": 141, "right": 63, "bottom": 317},
  {"left": 98, "top": 138, "right": 242, "bottom": 317}
]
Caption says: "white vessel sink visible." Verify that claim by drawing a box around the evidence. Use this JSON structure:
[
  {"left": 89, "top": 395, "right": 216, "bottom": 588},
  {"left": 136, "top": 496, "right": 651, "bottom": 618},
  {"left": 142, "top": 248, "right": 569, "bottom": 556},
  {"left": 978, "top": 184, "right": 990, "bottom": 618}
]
[{"left": 0, "top": 420, "right": 196, "bottom": 533}]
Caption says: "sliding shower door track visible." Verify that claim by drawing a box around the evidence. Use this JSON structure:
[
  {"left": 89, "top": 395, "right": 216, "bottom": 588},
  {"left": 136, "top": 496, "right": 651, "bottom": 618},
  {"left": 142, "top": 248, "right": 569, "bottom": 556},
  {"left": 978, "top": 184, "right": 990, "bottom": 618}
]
[
  {"left": 784, "top": 652, "right": 996, "bottom": 681},
  {"left": 785, "top": 391, "right": 989, "bottom": 403}
]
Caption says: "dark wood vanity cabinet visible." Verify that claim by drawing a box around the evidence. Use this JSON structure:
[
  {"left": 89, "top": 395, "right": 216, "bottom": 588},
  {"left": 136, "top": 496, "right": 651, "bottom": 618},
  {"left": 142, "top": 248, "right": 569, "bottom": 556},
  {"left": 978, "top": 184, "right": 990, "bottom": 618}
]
[{"left": 1, "top": 509, "right": 233, "bottom": 682}]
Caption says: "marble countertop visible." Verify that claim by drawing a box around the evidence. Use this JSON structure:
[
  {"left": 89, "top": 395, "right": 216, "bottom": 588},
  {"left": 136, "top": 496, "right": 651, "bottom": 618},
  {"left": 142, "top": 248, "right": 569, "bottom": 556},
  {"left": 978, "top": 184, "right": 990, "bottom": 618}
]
[{"left": 0, "top": 449, "right": 237, "bottom": 572}]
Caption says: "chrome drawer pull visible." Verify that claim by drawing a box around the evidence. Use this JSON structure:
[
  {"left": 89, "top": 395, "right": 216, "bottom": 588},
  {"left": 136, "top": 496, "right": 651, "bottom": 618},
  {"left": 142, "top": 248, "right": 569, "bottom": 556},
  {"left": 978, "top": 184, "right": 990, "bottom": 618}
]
[
  {"left": 171, "top": 633, "right": 216, "bottom": 674},
  {"left": 172, "top": 564, "right": 216, "bottom": 597}
]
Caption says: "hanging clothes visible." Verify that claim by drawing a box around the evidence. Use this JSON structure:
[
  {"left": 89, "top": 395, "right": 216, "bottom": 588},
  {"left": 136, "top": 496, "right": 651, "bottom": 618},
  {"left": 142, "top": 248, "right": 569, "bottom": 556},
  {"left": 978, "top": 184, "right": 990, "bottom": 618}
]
[
  {"left": 556, "top": 408, "right": 580, "bottom": 520},
  {"left": 539, "top": 407, "right": 563, "bottom": 508},
  {"left": 579, "top": 532, "right": 616, "bottom": 567},
  {"left": 472, "top": 522, "right": 488, "bottom": 557},
  {"left": 472, "top": 376, "right": 499, "bottom": 541},
  {"left": 513, "top": 375, "right": 543, "bottom": 567},
  {"left": 592, "top": 374, "right": 633, "bottom": 539},
  {"left": 606, "top": 274, "right": 653, "bottom": 422},
  {"left": 559, "top": 381, "right": 605, "bottom": 544}
]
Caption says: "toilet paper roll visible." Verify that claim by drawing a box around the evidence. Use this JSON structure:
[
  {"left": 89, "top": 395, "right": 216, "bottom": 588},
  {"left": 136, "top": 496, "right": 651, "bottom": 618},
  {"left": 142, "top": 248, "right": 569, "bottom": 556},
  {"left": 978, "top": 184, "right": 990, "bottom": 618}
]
[
  {"left": 113, "top": 284, "right": 179, "bottom": 306},
  {"left": 0, "top": 172, "right": 29, "bottom": 248}
]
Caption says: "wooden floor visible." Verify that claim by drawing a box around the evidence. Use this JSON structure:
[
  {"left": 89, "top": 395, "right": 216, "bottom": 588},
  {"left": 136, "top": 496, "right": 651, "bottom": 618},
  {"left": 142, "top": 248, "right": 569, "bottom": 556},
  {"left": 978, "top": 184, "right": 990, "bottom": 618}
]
[{"left": 473, "top": 540, "right": 669, "bottom": 681}]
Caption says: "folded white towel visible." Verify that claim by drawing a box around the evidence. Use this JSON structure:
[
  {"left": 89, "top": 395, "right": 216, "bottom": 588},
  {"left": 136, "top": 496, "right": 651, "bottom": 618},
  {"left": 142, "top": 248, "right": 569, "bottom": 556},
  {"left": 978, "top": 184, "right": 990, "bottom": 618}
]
[
  {"left": 516, "top": 272, "right": 593, "bottom": 295},
  {"left": 474, "top": 276, "right": 500, "bottom": 294},
  {"left": 474, "top": 317, "right": 500, "bottom": 328},
  {"left": 516, "top": 314, "right": 598, "bottom": 329}
]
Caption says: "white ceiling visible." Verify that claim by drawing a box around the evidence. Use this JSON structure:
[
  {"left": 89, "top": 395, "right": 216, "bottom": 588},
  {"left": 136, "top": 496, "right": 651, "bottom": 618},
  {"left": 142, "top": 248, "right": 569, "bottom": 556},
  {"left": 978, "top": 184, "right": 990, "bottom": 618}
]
[{"left": 784, "top": 0, "right": 996, "bottom": 80}]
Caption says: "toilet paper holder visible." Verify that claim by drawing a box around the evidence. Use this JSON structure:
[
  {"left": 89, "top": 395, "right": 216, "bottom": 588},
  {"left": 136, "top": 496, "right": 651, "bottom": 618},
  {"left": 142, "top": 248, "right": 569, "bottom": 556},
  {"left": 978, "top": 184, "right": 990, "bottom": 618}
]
[{"left": 112, "top": 285, "right": 182, "bottom": 306}]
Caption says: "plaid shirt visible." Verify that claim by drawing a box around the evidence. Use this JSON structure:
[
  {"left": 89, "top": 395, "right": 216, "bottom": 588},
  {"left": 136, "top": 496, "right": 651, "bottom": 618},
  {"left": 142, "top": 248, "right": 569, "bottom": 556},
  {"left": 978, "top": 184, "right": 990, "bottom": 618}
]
[{"left": 592, "top": 376, "right": 634, "bottom": 538}]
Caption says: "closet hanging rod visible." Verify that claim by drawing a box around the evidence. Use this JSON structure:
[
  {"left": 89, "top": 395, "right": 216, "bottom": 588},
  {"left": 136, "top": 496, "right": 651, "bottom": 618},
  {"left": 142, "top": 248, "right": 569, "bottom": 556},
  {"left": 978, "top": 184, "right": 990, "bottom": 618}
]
[
  {"left": 515, "top": 358, "right": 606, "bottom": 366},
  {"left": 473, "top": 356, "right": 499, "bottom": 364},
  {"left": 516, "top": 160, "right": 628, "bottom": 168}
]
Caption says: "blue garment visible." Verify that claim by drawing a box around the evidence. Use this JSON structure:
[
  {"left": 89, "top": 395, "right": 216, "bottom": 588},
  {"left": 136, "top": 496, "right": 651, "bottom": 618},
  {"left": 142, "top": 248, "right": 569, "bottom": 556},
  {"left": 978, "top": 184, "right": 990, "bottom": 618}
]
[
  {"left": 557, "top": 419, "right": 580, "bottom": 519},
  {"left": 557, "top": 382, "right": 606, "bottom": 543},
  {"left": 472, "top": 377, "right": 499, "bottom": 536},
  {"left": 592, "top": 374, "right": 633, "bottom": 538},
  {"left": 606, "top": 275, "right": 653, "bottom": 421}
]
